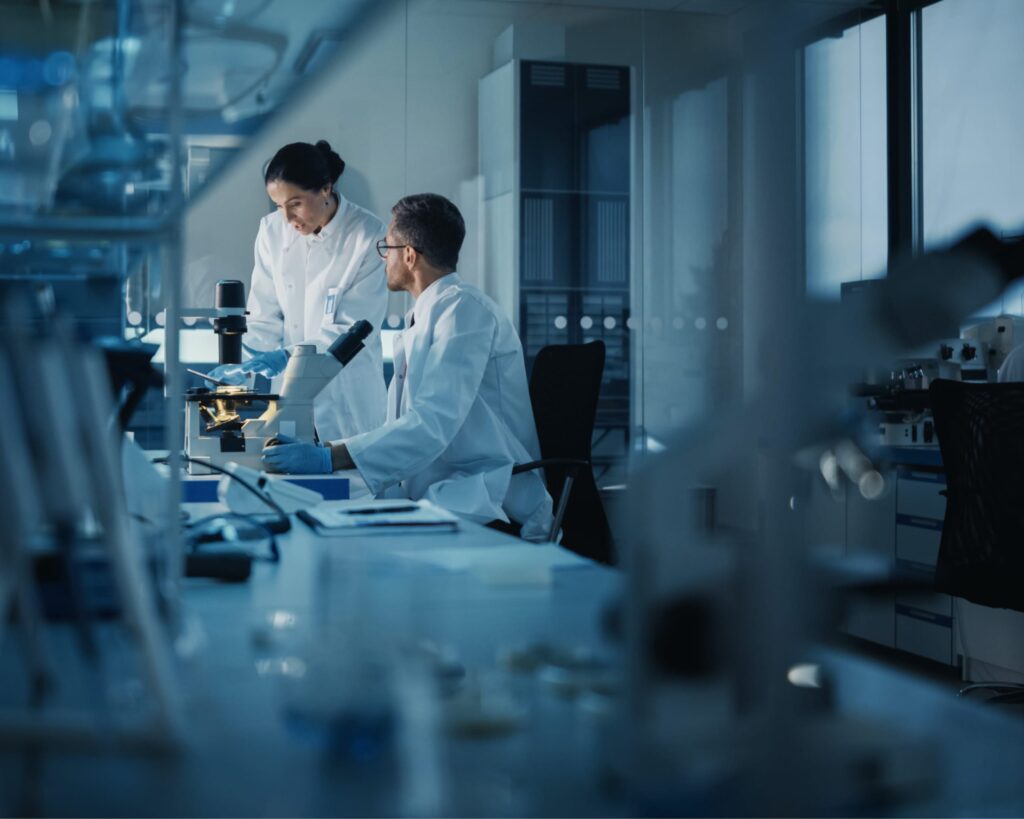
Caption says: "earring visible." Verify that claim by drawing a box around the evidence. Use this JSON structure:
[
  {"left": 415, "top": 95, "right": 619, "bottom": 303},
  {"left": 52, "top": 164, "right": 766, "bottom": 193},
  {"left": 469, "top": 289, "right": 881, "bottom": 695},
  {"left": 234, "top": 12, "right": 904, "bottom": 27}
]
[{"left": 324, "top": 199, "right": 329, "bottom": 206}]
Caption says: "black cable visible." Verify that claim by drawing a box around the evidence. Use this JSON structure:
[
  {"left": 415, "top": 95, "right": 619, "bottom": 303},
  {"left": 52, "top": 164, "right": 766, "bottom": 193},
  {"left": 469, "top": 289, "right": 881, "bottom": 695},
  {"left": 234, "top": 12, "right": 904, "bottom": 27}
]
[
  {"left": 153, "top": 454, "right": 290, "bottom": 562},
  {"left": 183, "top": 511, "right": 282, "bottom": 563},
  {"left": 132, "top": 509, "right": 270, "bottom": 566}
]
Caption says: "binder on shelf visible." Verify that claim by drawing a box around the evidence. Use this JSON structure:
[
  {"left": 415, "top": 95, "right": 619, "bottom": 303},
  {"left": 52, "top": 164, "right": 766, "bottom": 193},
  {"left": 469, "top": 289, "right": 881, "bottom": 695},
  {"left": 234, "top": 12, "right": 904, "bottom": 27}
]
[{"left": 296, "top": 498, "right": 459, "bottom": 535}]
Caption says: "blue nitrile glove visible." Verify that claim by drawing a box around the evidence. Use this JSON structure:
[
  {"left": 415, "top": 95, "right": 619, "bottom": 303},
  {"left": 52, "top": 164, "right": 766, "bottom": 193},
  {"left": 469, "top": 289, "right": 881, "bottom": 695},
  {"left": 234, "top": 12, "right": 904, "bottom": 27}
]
[
  {"left": 204, "top": 363, "right": 248, "bottom": 386},
  {"left": 206, "top": 348, "right": 290, "bottom": 387},
  {"left": 244, "top": 347, "right": 290, "bottom": 378},
  {"left": 261, "top": 434, "right": 333, "bottom": 475}
]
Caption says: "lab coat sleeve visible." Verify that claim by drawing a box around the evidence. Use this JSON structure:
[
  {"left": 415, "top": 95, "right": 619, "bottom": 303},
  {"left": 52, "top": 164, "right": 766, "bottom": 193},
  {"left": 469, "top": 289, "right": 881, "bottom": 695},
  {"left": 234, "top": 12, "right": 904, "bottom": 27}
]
[
  {"left": 999, "top": 344, "right": 1024, "bottom": 382},
  {"left": 245, "top": 220, "right": 285, "bottom": 353},
  {"left": 299, "top": 247, "right": 388, "bottom": 352},
  {"left": 344, "top": 298, "right": 495, "bottom": 494}
]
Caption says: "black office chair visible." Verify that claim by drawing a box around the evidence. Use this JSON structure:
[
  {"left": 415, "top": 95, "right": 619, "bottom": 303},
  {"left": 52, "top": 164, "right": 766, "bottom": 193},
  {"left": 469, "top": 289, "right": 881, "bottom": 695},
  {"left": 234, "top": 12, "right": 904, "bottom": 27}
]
[
  {"left": 929, "top": 378, "right": 1024, "bottom": 701},
  {"left": 513, "top": 340, "right": 616, "bottom": 565}
]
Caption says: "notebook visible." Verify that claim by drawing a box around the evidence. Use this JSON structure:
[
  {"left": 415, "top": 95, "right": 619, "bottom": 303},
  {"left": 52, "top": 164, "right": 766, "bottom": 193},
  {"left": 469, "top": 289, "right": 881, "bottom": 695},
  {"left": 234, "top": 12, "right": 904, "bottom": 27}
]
[{"left": 296, "top": 498, "right": 459, "bottom": 535}]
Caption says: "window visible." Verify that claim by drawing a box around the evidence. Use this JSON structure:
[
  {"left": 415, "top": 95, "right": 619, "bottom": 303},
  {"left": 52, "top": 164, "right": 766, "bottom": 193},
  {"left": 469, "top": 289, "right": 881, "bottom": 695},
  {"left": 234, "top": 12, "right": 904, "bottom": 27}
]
[
  {"left": 804, "top": 13, "right": 887, "bottom": 300},
  {"left": 921, "top": 0, "right": 1024, "bottom": 315}
]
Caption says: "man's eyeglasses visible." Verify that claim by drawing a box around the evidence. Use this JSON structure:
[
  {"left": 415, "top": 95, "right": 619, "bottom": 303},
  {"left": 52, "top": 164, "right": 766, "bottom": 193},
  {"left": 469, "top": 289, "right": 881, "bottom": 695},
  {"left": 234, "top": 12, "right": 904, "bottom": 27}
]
[{"left": 376, "top": 239, "right": 420, "bottom": 259}]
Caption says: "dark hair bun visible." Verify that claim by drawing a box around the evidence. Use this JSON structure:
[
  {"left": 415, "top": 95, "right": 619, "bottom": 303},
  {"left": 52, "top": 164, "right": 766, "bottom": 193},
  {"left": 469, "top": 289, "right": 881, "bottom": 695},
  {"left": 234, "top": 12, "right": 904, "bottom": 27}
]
[
  {"left": 265, "top": 141, "right": 346, "bottom": 190},
  {"left": 315, "top": 140, "right": 345, "bottom": 184}
]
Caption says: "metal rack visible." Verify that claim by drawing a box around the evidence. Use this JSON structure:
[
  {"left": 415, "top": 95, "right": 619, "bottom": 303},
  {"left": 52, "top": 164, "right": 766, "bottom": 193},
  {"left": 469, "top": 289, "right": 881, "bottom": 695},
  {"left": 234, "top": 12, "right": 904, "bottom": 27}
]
[{"left": 0, "top": 0, "right": 384, "bottom": 755}]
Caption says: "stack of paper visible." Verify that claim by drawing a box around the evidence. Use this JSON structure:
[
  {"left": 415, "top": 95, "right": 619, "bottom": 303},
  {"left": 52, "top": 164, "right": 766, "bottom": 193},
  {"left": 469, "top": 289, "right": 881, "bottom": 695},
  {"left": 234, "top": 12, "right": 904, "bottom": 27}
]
[{"left": 297, "top": 499, "right": 459, "bottom": 535}]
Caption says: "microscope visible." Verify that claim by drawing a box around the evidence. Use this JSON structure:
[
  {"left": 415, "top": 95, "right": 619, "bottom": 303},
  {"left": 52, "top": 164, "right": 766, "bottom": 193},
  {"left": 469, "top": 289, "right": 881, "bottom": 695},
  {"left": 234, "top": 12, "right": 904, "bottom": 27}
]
[{"left": 183, "top": 280, "right": 372, "bottom": 475}]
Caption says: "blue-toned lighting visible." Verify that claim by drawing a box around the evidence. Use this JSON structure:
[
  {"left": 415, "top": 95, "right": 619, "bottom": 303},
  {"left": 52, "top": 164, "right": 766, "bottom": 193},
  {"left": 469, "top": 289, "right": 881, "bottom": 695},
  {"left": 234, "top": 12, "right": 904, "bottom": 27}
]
[
  {"left": 43, "top": 51, "right": 77, "bottom": 86},
  {"left": 0, "top": 57, "right": 17, "bottom": 87},
  {"left": 0, "top": 52, "right": 76, "bottom": 92},
  {"left": 17, "top": 58, "right": 43, "bottom": 92}
]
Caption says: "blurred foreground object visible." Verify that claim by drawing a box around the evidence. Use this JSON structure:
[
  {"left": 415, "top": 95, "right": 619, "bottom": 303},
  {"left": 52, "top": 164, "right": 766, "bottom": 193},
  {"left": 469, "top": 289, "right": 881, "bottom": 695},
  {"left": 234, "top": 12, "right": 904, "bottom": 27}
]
[{"left": 0, "top": 299, "right": 181, "bottom": 751}]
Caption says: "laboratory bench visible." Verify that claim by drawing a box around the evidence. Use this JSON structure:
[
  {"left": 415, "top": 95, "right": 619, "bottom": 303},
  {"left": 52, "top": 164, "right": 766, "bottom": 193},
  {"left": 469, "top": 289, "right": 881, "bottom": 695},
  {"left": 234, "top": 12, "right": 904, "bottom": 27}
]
[
  {"left": 9, "top": 495, "right": 1024, "bottom": 815},
  {"left": 0, "top": 507, "right": 627, "bottom": 817}
]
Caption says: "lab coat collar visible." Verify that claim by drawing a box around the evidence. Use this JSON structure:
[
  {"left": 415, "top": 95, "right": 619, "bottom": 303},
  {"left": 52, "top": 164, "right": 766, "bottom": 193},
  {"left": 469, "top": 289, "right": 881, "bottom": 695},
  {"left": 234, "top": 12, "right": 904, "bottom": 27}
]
[
  {"left": 407, "top": 272, "right": 460, "bottom": 328},
  {"left": 313, "top": 192, "right": 347, "bottom": 241}
]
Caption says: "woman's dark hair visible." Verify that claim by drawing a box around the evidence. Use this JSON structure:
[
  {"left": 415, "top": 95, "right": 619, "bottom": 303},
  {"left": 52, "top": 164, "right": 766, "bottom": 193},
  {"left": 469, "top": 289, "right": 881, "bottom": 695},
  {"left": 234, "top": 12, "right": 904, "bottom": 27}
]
[
  {"left": 264, "top": 140, "right": 345, "bottom": 191},
  {"left": 391, "top": 193, "right": 466, "bottom": 272}
]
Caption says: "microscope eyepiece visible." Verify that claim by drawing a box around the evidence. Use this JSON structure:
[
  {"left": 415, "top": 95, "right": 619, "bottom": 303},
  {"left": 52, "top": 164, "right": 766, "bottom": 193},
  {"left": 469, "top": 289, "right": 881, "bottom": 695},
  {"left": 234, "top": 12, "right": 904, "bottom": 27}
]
[
  {"left": 215, "top": 279, "right": 246, "bottom": 310},
  {"left": 328, "top": 320, "right": 373, "bottom": 367},
  {"left": 213, "top": 279, "right": 247, "bottom": 364}
]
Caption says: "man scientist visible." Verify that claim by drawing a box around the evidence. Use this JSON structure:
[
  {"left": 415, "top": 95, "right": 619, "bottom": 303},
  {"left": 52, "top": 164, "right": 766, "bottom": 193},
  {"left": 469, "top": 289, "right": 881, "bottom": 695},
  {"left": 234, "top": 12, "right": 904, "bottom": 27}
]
[{"left": 262, "top": 193, "right": 554, "bottom": 541}]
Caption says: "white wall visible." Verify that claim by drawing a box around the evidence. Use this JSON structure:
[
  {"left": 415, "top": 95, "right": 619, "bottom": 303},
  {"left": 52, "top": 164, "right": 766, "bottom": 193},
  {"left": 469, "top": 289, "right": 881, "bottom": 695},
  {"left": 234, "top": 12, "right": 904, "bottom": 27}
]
[
  {"left": 183, "top": 1, "right": 407, "bottom": 318},
  {"left": 184, "top": 0, "right": 650, "bottom": 321}
]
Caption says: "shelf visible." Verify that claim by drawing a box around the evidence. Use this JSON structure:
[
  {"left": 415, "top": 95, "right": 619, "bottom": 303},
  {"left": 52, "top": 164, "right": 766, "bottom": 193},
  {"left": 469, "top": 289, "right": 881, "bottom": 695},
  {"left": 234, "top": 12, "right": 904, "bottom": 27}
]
[{"left": 0, "top": 215, "right": 172, "bottom": 241}]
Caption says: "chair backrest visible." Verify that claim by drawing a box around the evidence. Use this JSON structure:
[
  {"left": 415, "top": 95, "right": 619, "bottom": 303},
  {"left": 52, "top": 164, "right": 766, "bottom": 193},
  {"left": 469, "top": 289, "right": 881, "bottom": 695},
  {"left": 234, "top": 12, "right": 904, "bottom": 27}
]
[
  {"left": 528, "top": 341, "right": 616, "bottom": 564},
  {"left": 929, "top": 379, "right": 1024, "bottom": 610}
]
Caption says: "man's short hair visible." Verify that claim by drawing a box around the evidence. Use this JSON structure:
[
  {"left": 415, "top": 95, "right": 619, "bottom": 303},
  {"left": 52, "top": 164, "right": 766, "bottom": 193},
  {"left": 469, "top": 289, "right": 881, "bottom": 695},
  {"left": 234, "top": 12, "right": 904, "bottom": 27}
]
[{"left": 391, "top": 194, "right": 466, "bottom": 272}]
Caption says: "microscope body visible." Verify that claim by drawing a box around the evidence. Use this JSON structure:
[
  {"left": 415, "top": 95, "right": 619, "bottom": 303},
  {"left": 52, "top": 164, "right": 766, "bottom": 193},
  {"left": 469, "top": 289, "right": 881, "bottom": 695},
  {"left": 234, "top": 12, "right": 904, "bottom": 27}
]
[{"left": 184, "top": 321, "right": 371, "bottom": 475}]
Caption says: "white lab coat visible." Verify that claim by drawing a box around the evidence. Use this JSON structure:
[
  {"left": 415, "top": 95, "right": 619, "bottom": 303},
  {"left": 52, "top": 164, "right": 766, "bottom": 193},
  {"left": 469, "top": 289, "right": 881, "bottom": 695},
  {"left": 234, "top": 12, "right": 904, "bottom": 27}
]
[
  {"left": 344, "top": 273, "right": 554, "bottom": 541},
  {"left": 999, "top": 344, "right": 1024, "bottom": 382},
  {"left": 246, "top": 193, "right": 388, "bottom": 442}
]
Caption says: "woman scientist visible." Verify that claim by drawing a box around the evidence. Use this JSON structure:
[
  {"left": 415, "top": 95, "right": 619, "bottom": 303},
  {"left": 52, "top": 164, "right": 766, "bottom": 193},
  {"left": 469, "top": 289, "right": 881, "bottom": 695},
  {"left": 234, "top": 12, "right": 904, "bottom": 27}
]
[{"left": 208, "top": 140, "right": 388, "bottom": 441}]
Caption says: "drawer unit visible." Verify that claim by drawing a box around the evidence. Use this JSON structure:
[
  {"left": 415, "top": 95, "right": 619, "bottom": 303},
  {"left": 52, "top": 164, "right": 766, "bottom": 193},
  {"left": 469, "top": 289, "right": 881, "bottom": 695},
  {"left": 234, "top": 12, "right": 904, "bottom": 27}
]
[
  {"left": 896, "top": 605, "right": 953, "bottom": 665},
  {"left": 895, "top": 518, "right": 943, "bottom": 567},
  {"left": 843, "top": 476, "right": 896, "bottom": 648},
  {"left": 844, "top": 460, "right": 959, "bottom": 664},
  {"left": 895, "top": 469, "right": 946, "bottom": 519},
  {"left": 896, "top": 589, "right": 952, "bottom": 618}
]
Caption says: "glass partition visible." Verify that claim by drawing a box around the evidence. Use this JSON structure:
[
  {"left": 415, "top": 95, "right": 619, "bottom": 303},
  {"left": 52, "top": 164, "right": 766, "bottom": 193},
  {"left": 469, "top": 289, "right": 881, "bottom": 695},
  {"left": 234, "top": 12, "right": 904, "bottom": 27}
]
[
  {"left": 0, "top": 0, "right": 379, "bottom": 219},
  {"left": 1, "top": 0, "right": 384, "bottom": 450},
  {"left": 0, "top": 0, "right": 382, "bottom": 340},
  {"left": 804, "top": 11, "right": 887, "bottom": 300},
  {"left": 639, "top": 11, "right": 734, "bottom": 449}
]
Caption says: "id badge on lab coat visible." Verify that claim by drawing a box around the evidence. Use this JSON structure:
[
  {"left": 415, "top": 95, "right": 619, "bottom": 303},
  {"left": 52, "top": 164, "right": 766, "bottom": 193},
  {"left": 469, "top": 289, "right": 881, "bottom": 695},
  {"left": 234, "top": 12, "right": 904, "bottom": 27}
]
[{"left": 324, "top": 288, "right": 338, "bottom": 317}]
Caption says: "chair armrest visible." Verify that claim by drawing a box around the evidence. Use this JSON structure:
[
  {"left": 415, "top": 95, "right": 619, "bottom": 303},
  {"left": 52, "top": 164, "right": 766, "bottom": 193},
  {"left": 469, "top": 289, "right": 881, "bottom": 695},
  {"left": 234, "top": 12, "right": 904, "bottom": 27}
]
[
  {"left": 512, "top": 458, "right": 590, "bottom": 476},
  {"left": 512, "top": 458, "right": 591, "bottom": 544}
]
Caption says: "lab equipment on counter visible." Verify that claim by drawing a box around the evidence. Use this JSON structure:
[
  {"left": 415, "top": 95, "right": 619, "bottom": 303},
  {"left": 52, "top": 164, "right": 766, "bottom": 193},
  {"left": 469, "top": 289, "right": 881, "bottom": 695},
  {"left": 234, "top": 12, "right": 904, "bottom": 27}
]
[
  {"left": 861, "top": 329, "right": 1011, "bottom": 449},
  {"left": 884, "top": 320, "right": 1024, "bottom": 388},
  {"left": 962, "top": 314, "right": 1024, "bottom": 373},
  {"left": 878, "top": 414, "right": 936, "bottom": 447},
  {"left": 185, "top": 319, "right": 372, "bottom": 474},
  {"left": 936, "top": 337, "right": 991, "bottom": 381},
  {"left": 181, "top": 279, "right": 249, "bottom": 365},
  {"left": 862, "top": 368, "right": 938, "bottom": 448}
]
